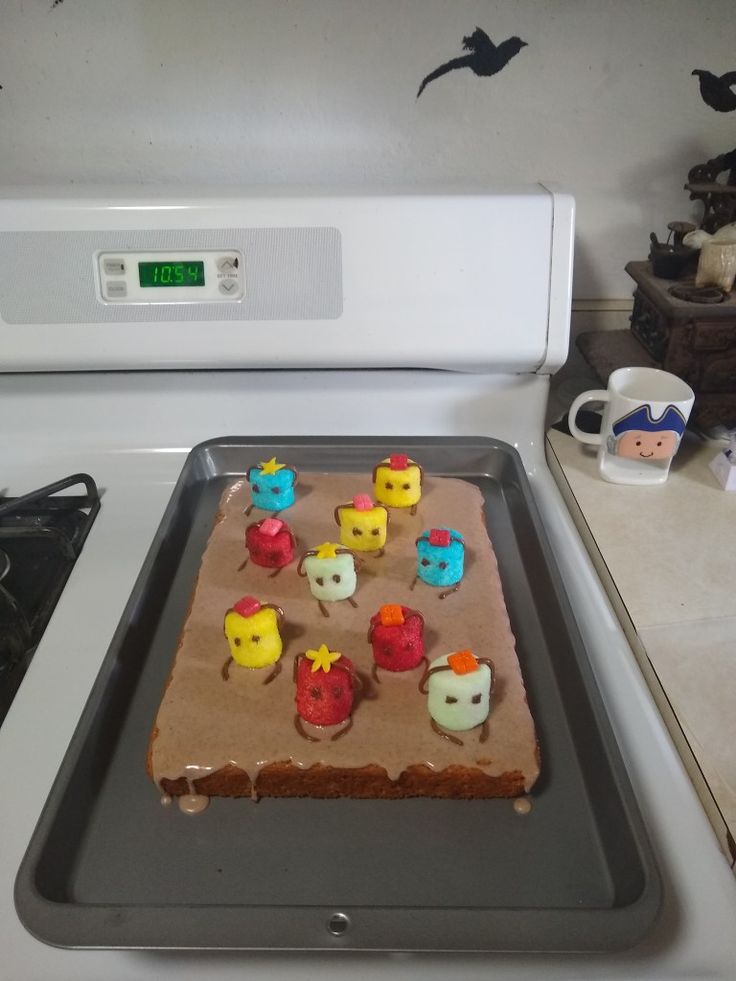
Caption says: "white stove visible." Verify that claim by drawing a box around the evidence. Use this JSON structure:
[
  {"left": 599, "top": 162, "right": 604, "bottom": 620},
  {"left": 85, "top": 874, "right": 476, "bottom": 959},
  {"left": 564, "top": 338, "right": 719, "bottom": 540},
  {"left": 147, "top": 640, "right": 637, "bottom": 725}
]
[{"left": 1, "top": 188, "right": 735, "bottom": 979}]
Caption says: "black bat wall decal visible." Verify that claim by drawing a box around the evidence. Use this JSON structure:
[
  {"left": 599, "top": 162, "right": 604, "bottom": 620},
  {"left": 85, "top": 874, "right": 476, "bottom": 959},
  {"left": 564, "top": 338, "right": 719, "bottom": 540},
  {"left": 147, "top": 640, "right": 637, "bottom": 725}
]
[{"left": 417, "top": 28, "right": 527, "bottom": 99}]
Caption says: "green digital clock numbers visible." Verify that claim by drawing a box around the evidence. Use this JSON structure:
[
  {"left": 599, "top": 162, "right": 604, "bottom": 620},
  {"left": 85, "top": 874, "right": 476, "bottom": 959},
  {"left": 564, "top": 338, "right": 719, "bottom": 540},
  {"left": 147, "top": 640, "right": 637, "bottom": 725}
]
[{"left": 138, "top": 261, "right": 205, "bottom": 288}]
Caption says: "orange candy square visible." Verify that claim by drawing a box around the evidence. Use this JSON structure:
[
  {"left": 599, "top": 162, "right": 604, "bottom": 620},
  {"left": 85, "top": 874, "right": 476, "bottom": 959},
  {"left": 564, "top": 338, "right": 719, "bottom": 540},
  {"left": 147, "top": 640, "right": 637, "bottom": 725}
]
[
  {"left": 447, "top": 649, "right": 478, "bottom": 675},
  {"left": 379, "top": 604, "right": 405, "bottom": 627}
]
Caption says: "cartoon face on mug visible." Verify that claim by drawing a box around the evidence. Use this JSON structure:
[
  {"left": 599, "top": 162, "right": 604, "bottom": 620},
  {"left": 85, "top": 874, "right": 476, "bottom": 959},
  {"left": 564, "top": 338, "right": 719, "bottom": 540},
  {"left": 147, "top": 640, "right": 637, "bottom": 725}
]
[{"left": 607, "top": 404, "right": 687, "bottom": 462}]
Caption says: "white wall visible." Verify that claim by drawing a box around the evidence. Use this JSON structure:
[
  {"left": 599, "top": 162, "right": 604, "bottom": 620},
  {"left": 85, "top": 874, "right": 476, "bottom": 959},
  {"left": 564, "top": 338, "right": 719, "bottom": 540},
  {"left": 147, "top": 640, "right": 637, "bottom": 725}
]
[{"left": 0, "top": 0, "right": 734, "bottom": 298}]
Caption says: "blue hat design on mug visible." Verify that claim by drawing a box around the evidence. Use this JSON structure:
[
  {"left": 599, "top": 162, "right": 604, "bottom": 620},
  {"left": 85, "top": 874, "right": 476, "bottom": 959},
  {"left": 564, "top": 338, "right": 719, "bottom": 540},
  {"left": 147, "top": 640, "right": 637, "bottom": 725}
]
[{"left": 612, "top": 404, "right": 687, "bottom": 437}]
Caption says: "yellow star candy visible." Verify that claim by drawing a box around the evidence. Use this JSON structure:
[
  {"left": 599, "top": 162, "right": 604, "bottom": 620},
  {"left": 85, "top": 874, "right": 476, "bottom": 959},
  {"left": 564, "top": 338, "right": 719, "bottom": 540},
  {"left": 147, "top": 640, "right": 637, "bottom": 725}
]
[
  {"left": 259, "top": 457, "right": 286, "bottom": 475},
  {"left": 314, "top": 542, "right": 340, "bottom": 560},
  {"left": 306, "top": 644, "right": 343, "bottom": 673}
]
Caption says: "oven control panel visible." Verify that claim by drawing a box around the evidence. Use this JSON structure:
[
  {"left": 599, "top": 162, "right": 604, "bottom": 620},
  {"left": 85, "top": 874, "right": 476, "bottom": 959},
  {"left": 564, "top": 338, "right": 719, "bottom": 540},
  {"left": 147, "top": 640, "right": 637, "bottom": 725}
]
[{"left": 96, "top": 249, "right": 244, "bottom": 303}]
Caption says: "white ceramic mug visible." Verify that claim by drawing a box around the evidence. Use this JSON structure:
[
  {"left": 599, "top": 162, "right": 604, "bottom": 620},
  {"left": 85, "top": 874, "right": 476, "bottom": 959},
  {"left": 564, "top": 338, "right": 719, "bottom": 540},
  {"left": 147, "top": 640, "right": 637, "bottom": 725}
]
[{"left": 567, "top": 367, "right": 695, "bottom": 485}]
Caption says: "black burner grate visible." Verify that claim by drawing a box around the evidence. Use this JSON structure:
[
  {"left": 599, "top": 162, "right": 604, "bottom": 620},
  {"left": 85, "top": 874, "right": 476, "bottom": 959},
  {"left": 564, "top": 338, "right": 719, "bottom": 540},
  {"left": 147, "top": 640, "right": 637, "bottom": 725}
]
[{"left": 0, "top": 474, "right": 100, "bottom": 725}]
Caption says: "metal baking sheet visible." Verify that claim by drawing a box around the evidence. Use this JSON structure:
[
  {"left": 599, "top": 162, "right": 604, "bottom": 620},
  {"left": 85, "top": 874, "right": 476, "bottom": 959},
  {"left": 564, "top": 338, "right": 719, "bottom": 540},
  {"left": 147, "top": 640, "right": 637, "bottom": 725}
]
[{"left": 15, "top": 436, "right": 661, "bottom": 952}]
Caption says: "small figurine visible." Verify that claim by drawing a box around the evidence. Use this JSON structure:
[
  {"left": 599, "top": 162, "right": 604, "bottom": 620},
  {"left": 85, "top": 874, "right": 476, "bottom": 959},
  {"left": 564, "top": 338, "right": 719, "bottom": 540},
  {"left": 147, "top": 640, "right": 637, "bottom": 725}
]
[
  {"left": 334, "top": 494, "right": 389, "bottom": 556},
  {"left": 293, "top": 644, "right": 361, "bottom": 741},
  {"left": 297, "top": 542, "right": 360, "bottom": 617},
  {"left": 242, "top": 517, "right": 296, "bottom": 576},
  {"left": 222, "top": 596, "right": 285, "bottom": 683},
  {"left": 245, "top": 457, "right": 298, "bottom": 515},
  {"left": 419, "top": 649, "right": 494, "bottom": 746},
  {"left": 372, "top": 454, "right": 424, "bottom": 514},
  {"left": 413, "top": 528, "right": 465, "bottom": 598},
  {"left": 367, "top": 604, "right": 426, "bottom": 682}
]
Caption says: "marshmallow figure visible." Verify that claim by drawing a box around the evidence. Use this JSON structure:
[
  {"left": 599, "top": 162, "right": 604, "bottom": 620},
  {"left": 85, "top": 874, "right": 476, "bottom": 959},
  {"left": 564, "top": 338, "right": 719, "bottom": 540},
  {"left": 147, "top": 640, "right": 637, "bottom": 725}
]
[
  {"left": 222, "top": 596, "right": 285, "bottom": 682},
  {"left": 297, "top": 542, "right": 359, "bottom": 617},
  {"left": 368, "top": 604, "right": 426, "bottom": 679},
  {"left": 334, "top": 494, "right": 389, "bottom": 555},
  {"left": 373, "top": 454, "right": 424, "bottom": 513},
  {"left": 244, "top": 517, "right": 296, "bottom": 574},
  {"left": 293, "top": 644, "right": 358, "bottom": 740},
  {"left": 245, "top": 457, "right": 298, "bottom": 515},
  {"left": 414, "top": 528, "right": 465, "bottom": 597},
  {"left": 420, "top": 649, "right": 494, "bottom": 745}
]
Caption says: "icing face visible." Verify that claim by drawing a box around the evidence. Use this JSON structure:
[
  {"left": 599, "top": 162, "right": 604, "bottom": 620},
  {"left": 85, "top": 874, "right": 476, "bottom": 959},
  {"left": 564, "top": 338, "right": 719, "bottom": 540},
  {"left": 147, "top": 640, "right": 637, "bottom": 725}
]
[
  {"left": 426, "top": 652, "right": 492, "bottom": 732},
  {"left": 373, "top": 457, "right": 422, "bottom": 509},
  {"left": 616, "top": 429, "right": 679, "bottom": 461},
  {"left": 302, "top": 552, "right": 357, "bottom": 602},
  {"left": 336, "top": 503, "right": 388, "bottom": 552},
  {"left": 247, "top": 462, "right": 297, "bottom": 512},
  {"left": 224, "top": 606, "right": 282, "bottom": 669},
  {"left": 295, "top": 653, "right": 355, "bottom": 726},
  {"left": 416, "top": 528, "right": 464, "bottom": 587}
]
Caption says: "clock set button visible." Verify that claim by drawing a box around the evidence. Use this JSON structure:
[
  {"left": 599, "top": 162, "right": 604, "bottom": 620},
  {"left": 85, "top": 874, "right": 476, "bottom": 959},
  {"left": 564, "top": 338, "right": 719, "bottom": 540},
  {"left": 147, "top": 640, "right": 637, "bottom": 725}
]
[
  {"left": 216, "top": 255, "right": 239, "bottom": 272},
  {"left": 103, "top": 258, "right": 126, "bottom": 275}
]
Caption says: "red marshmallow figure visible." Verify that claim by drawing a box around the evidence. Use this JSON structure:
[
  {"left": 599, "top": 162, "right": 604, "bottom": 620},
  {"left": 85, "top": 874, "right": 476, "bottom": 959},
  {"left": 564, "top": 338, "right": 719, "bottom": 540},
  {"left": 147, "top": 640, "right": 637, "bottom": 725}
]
[
  {"left": 293, "top": 644, "right": 360, "bottom": 741},
  {"left": 243, "top": 517, "right": 296, "bottom": 576},
  {"left": 368, "top": 604, "right": 426, "bottom": 682}
]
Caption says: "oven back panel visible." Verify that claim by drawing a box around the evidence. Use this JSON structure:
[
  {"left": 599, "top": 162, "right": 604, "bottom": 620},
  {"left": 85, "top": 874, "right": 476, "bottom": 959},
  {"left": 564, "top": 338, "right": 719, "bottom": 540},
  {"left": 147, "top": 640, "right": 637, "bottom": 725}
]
[{"left": 0, "top": 186, "right": 573, "bottom": 373}]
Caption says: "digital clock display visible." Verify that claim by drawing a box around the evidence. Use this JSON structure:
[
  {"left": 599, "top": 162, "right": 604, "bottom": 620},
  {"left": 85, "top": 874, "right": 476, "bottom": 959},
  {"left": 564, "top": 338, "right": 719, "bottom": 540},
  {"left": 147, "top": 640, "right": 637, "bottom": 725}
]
[{"left": 138, "top": 261, "right": 205, "bottom": 288}]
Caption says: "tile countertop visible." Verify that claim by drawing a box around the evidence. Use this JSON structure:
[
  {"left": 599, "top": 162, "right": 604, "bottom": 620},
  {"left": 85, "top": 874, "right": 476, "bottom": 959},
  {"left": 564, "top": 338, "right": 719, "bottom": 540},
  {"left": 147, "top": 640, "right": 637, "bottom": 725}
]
[{"left": 546, "top": 427, "right": 736, "bottom": 869}]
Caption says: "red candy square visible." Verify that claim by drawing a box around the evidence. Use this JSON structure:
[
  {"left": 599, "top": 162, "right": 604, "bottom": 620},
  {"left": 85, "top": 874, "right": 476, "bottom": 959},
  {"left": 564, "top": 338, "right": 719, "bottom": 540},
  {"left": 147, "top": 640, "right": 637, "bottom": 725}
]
[
  {"left": 389, "top": 454, "right": 409, "bottom": 471},
  {"left": 428, "top": 528, "right": 451, "bottom": 548}
]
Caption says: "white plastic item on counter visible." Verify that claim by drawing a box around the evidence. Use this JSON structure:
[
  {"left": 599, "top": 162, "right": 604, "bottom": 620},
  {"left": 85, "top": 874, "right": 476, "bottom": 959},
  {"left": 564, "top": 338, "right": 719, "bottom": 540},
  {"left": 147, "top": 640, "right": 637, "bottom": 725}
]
[{"left": 709, "top": 437, "right": 736, "bottom": 490}]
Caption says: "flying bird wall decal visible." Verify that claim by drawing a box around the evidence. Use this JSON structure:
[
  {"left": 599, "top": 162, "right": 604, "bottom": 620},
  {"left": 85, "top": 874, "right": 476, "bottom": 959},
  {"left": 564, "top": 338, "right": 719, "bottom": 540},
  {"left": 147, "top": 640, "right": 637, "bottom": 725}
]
[
  {"left": 692, "top": 68, "right": 736, "bottom": 113},
  {"left": 416, "top": 28, "right": 527, "bottom": 99}
]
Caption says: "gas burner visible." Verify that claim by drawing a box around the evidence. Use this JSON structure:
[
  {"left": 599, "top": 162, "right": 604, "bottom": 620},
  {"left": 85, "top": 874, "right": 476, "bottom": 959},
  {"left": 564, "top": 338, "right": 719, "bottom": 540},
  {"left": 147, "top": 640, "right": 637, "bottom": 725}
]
[
  {"left": 0, "top": 474, "right": 99, "bottom": 725},
  {"left": 668, "top": 283, "right": 727, "bottom": 304}
]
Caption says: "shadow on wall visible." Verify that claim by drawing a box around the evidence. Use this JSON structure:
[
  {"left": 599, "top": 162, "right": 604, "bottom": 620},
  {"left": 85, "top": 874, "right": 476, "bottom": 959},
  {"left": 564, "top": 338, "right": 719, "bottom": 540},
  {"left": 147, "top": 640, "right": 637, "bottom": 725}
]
[
  {"left": 573, "top": 239, "right": 608, "bottom": 300},
  {"left": 617, "top": 137, "right": 715, "bottom": 239}
]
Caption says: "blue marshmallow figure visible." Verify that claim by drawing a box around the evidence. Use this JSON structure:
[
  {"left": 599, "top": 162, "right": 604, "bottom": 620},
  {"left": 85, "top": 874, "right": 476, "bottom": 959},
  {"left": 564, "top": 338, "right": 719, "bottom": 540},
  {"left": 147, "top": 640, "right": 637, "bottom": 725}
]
[
  {"left": 246, "top": 457, "right": 298, "bottom": 515},
  {"left": 414, "top": 527, "right": 465, "bottom": 598}
]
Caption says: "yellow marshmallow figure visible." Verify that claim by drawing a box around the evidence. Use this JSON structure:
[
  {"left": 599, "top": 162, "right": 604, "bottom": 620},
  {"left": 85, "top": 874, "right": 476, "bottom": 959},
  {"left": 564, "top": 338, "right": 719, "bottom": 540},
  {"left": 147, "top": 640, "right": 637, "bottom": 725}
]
[
  {"left": 373, "top": 454, "right": 423, "bottom": 513},
  {"left": 222, "top": 596, "right": 284, "bottom": 683},
  {"left": 334, "top": 495, "right": 389, "bottom": 555}
]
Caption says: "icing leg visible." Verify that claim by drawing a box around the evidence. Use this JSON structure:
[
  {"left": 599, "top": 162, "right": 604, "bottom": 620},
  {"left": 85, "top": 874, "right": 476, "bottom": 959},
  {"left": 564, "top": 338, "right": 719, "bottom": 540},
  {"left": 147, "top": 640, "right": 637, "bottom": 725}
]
[
  {"left": 263, "top": 660, "right": 282, "bottom": 685},
  {"left": 237, "top": 557, "right": 249, "bottom": 571},
  {"left": 331, "top": 715, "right": 353, "bottom": 741},
  {"left": 268, "top": 566, "right": 282, "bottom": 578},
  {"left": 371, "top": 662, "right": 381, "bottom": 684},
  {"left": 318, "top": 600, "right": 330, "bottom": 618},
  {"left": 430, "top": 717, "right": 464, "bottom": 746},
  {"left": 439, "top": 582, "right": 461, "bottom": 600},
  {"left": 347, "top": 595, "right": 358, "bottom": 608},
  {"left": 294, "top": 714, "right": 320, "bottom": 742},
  {"left": 221, "top": 656, "right": 233, "bottom": 681},
  {"left": 479, "top": 718, "right": 489, "bottom": 743}
]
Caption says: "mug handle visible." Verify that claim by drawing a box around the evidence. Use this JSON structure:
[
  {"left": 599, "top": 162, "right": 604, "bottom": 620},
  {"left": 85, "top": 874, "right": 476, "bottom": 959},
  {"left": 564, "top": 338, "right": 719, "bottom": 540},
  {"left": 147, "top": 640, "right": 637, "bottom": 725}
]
[{"left": 567, "top": 389, "right": 609, "bottom": 445}]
